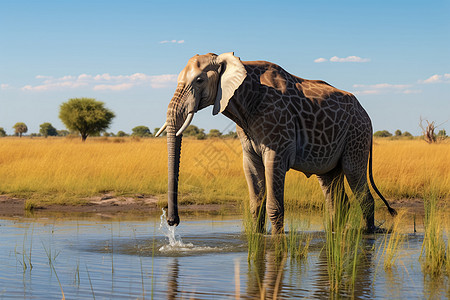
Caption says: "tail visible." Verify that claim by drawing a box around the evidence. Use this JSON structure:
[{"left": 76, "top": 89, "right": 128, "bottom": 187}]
[{"left": 368, "top": 139, "right": 397, "bottom": 216}]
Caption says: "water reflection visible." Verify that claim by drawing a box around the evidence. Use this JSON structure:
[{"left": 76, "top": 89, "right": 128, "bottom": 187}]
[
  {"left": 245, "top": 236, "right": 379, "bottom": 299},
  {"left": 167, "top": 258, "right": 179, "bottom": 300},
  {"left": 247, "top": 249, "right": 287, "bottom": 299},
  {"left": 423, "top": 272, "right": 450, "bottom": 299},
  {"left": 312, "top": 238, "right": 375, "bottom": 299}
]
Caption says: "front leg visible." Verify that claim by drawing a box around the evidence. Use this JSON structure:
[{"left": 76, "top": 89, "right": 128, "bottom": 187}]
[
  {"left": 239, "top": 126, "right": 267, "bottom": 233},
  {"left": 264, "top": 150, "right": 287, "bottom": 235},
  {"left": 243, "top": 150, "right": 266, "bottom": 233}
]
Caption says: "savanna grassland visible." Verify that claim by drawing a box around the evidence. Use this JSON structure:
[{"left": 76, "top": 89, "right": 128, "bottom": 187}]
[{"left": 0, "top": 137, "right": 449, "bottom": 210}]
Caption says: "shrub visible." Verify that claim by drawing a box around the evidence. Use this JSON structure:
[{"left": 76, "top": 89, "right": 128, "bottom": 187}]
[
  {"left": 402, "top": 131, "right": 413, "bottom": 137},
  {"left": 207, "top": 129, "right": 222, "bottom": 138},
  {"left": 132, "top": 126, "right": 152, "bottom": 137},
  {"left": 117, "top": 131, "right": 129, "bottom": 137},
  {"left": 374, "top": 130, "right": 392, "bottom": 137}
]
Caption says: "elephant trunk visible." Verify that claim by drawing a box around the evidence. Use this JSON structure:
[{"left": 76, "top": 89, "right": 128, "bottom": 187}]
[
  {"left": 166, "top": 84, "right": 186, "bottom": 226},
  {"left": 167, "top": 128, "right": 181, "bottom": 226}
]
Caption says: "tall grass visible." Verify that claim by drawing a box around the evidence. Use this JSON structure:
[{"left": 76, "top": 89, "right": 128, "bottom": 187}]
[
  {"left": 15, "top": 224, "right": 34, "bottom": 271},
  {"left": 0, "top": 137, "right": 449, "bottom": 207},
  {"left": 242, "top": 199, "right": 266, "bottom": 262},
  {"left": 286, "top": 219, "right": 312, "bottom": 261},
  {"left": 377, "top": 210, "right": 406, "bottom": 270},
  {"left": 420, "top": 193, "right": 448, "bottom": 276},
  {"left": 324, "top": 193, "right": 364, "bottom": 291}
]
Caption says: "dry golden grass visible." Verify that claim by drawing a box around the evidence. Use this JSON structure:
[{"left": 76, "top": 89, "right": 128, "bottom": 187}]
[
  {"left": 0, "top": 137, "right": 449, "bottom": 207},
  {"left": 372, "top": 138, "right": 450, "bottom": 200}
]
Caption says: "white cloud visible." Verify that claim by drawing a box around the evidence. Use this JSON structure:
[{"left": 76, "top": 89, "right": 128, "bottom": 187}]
[
  {"left": 314, "top": 57, "right": 327, "bottom": 63},
  {"left": 330, "top": 56, "right": 370, "bottom": 63},
  {"left": 149, "top": 74, "right": 178, "bottom": 88},
  {"left": 159, "top": 39, "right": 185, "bottom": 44},
  {"left": 314, "top": 55, "right": 370, "bottom": 63},
  {"left": 93, "top": 83, "right": 135, "bottom": 91},
  {"left": 22, "top": 77, "right": 87, "bottom": 91},
  {"left": 402, "top": 89, "right": 422, "bottom": 94},
  {"left": 35, "top": 75, "right": 52, "bottom": 80},
  {"left": 420, "top": 73, "right": 450, "bottom": 84},
  {"left": 352, "top": 83, "right": 421, "bottom": 95},
  {"left": 21, "top": 72, "right": 178, "bottom": 91},
  {"left": 1, "top": 83, "right": 11, "bottom": 90}
]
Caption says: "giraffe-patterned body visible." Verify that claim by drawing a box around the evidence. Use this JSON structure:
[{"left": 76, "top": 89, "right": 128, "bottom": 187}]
[
  {"left": 160, "top": 52, "right": 395, "bottom": 233},
  {"left": 224, "top": 60, "right": 376, "bottom": 233}
]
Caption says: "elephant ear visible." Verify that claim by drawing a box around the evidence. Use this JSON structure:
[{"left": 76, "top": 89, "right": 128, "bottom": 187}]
[{"left": 213, "top": 52, "right": 247, "bottom": 115}]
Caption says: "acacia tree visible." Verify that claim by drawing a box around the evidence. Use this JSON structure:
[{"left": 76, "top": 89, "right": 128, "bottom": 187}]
[
  {"left": 13, "top": 122, "right": 28, "bottom": 137},
  {"left": 39, "top": 122, "right": 58, "bottom": 137},
  {"left": 0, "top": 127, "right": 6, "bottom": 137},
  {"left": 59, "top": 98, "right": 115, "bottom": 141},
  {"left": 132, "top": 126, "right": 152, "bottom": 137},
  {"left": 117, "top": 130, "right": 128, "bottom": 137},
  {"left": 207, "top": 129, "right": 222, "bottom": 138}
]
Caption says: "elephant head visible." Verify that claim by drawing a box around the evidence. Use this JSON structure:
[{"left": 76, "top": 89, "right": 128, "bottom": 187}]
[{"left": 156, "top": 52, "right": 247, "bottom": 226}]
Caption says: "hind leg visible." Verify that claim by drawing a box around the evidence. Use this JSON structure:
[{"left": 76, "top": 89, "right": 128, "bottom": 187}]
[
  {"left": 342, "top": 149, "right": 375, "bottom": 232},
  {"left": 318, "top": 165, "right": 350, "bottom": 227}
]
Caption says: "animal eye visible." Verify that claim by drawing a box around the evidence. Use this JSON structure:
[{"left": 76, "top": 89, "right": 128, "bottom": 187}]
[{"left": 196, "top": 77, "right": 204, "bottom": 84}]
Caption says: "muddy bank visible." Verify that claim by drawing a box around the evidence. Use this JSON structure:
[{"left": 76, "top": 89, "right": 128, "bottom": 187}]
[
  {"left": 0, "top": 194, "right": 429, "bottom": 218},
  {"left": 0, "top": 194, "right": 240, "bottom": 218}
]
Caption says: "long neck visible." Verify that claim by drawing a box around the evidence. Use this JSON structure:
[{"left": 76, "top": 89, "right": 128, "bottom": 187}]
[{"left": 221, "top": 64, "right": 263, "bottom": 132}]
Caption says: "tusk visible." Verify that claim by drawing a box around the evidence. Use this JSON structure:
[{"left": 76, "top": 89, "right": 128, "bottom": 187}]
[
  {"left": 176, "top": 113, "right": 194, "bottom": 136},
  {"left": 154, "top": 122, "right": 167, "bottom": 137}
]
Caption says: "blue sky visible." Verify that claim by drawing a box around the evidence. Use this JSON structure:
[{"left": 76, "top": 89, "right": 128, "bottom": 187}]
[{"left": 1, "top": 0, "right": 449, "bottom": 135}]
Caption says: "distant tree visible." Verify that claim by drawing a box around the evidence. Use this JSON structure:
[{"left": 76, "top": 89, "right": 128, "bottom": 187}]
[
  {"left": 57, "top": 130, "right": 70, "bottom": 137},
  {"left": 90, "top": 131, "right": 101, "bottom": 137},
  {"left": 132, "top": 126, "right": 152, "bottom": 137},
  {"left": 39, "top": 122, "right": 58, "bottom": 137},
  {"left": 59, "top": 98, "right": 115, "bottom": 142},
  {"left": 183, "top": 125, "right": 203, "bottom": 137},
  {"left": 373, "top": 130, "right": 392, "bottom": 138},
  {"left": 196, "top": 131, "right": 206, "bottom": 140},
  {"left": 0, "top": 127, "right": 6, "bottom": 137},
  {"left": 207, "top": 129, "right": 222, "bottom": 138},
  {"left": 13, "top": 122, "right": 28, "bottom": 137},
  {"left": 402, "top": 131, "right": 413, "bottom": 137},
  {"left": 437, "top": 129, "right": 447, "bottom": 139},
  {"left": 395, "top": 129, "right": 402, "bottom": 137},
  {"left": 117, "top": 131, "right": 129, "bottom": 137},
  {"left": 103, "top": 132, "right": 115, "bottom": 137},
  {"left": 419, "top": 118, "right": 436, "bottom": 144},
  {"left": 223, "top": 131, "right": 238, "bottom": 139}
]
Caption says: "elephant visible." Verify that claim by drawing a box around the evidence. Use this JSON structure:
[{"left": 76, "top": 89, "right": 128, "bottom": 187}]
[{"left": 156, "top": 52, "right": 396, "bottom": 234}]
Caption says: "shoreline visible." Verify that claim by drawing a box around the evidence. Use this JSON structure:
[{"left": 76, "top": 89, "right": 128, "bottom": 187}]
[
  {"left": 0, "top": 194, "right": 428, "bottom": 218},
  {"left": 0, "top": 194, "right": 241, "bottom": 218}
]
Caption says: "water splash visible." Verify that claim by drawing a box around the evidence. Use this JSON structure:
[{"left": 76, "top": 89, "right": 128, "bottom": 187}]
[
  {"left": 158, "top": 209, "right": 221, "bottom": 253},
  {"left": 159, "top": 209, "right": 194, "bottom": 252}
]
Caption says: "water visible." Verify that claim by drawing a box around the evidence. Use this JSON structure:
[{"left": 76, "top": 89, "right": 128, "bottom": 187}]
[
  {"left": 0, "top": 211, "right": 448, "bottom": 299},
  {"left": 158, "top": 209, "right": 230, "bottom": 254}
]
